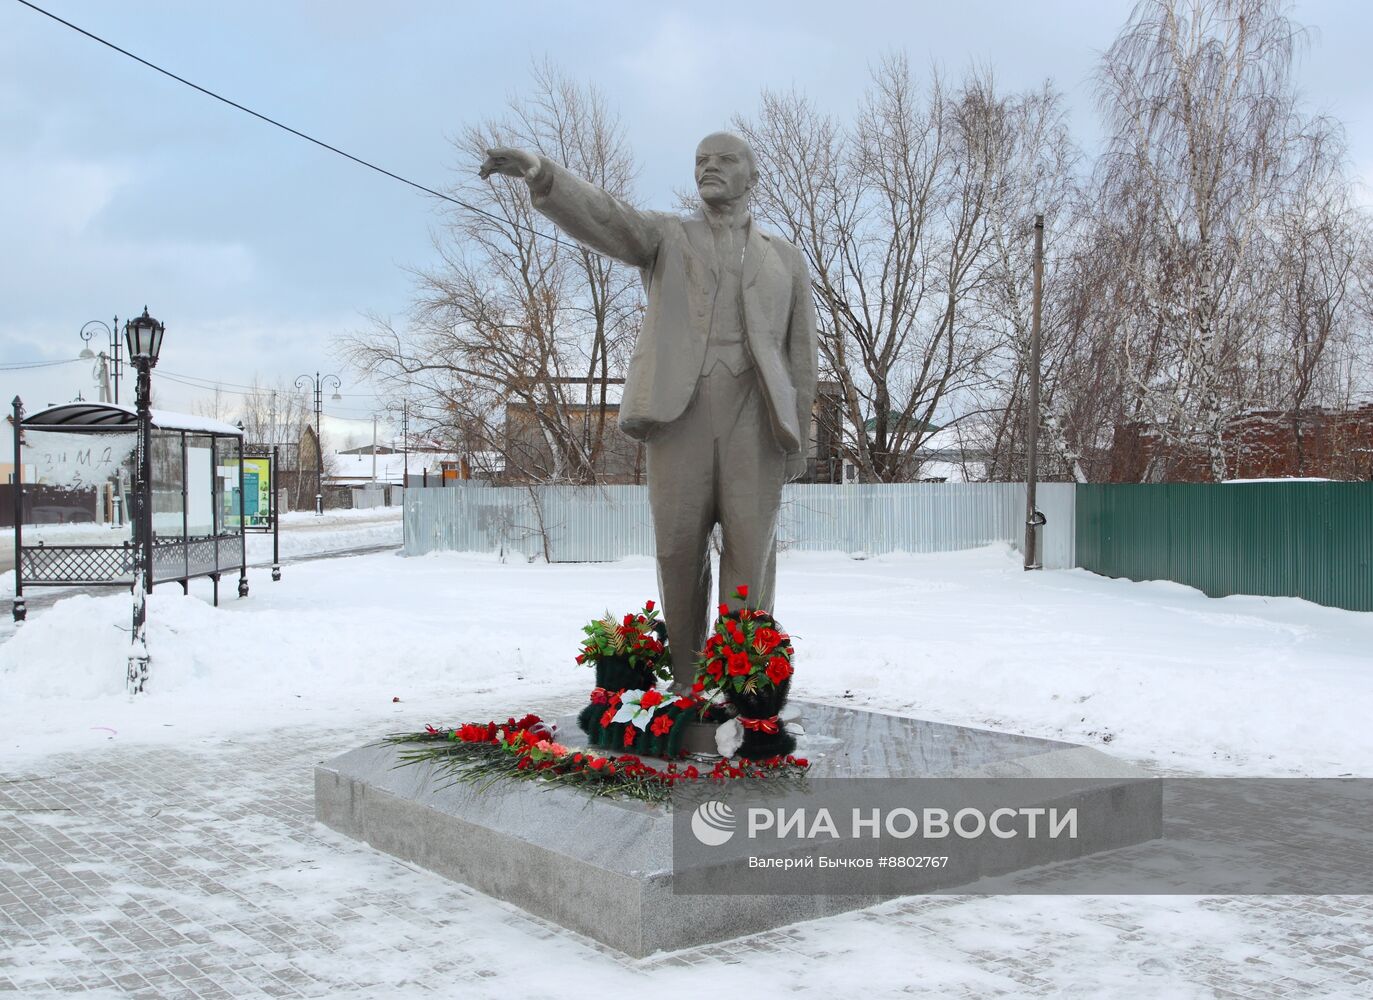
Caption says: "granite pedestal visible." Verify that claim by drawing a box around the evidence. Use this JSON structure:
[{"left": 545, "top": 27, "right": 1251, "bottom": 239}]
[{"left": 315, "top": 702, "right": 1158, "bottom": 956}]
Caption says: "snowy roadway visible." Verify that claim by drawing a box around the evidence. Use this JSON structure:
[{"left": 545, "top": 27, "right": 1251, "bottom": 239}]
[{"left": 2, "top": 541, "right": 1372, "bottom": 997}]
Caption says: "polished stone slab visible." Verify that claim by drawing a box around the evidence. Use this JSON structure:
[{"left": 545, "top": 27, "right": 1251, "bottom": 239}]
[{"left": 315, "top": 701, "right": 1157, "bottom": 956}]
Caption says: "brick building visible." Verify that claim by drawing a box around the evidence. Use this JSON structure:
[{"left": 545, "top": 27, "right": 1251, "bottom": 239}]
[{"left": 1107, "top": 404, "right": 1373, "bottom": 482}]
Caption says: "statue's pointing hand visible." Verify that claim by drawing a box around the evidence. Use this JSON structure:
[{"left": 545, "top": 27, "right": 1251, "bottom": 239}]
[{"left": 479, "top": 147, "right": 539, "bottom": 180}]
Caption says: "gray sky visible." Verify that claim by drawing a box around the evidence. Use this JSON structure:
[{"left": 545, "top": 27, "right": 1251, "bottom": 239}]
[{"left": 3, "top": 0, "right": 1370, "bottom": 430}]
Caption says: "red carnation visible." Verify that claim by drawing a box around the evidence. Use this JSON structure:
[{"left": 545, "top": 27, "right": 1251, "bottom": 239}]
[
  {"left": 640, "top": 689, "right": 664, "bottom": 710},
  {"left": 588, "top": 757, "right": 606, "bottom": 771},
  {"left": 650, "top": 715, "right": 674, "bottom": 736}
]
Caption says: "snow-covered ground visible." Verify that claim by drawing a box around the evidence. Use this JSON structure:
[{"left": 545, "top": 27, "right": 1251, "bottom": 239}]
[
  {"left": 3, "top": 542, "right": 1371, "bottom": 997},
  {"left": 2, "top": 542, "right": 1369, "bottom": 774}
]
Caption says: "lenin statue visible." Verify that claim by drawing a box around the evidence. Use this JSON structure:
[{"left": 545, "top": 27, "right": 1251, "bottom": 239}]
[{"left": 481, "top": 132, "right": 819, "bottom": 688}]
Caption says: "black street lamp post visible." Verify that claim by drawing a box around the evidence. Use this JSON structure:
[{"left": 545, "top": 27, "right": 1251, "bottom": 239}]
[
  {"left": 78, "top": 317, "right": 122, "bottom": 404},
  {"left": 294, "top": 371, "right": 341, "bottom": 516},
  {"left": 125, "top": 307, "right": 165, "bottom": 694}
]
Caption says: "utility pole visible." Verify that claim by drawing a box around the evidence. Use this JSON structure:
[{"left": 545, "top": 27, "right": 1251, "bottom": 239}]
[
  {"left": 1024, "top": 213, "right": 1045, "bottom": 571},
  {"left": 371, "top": 414, "right": 378, "bottom": 484}
]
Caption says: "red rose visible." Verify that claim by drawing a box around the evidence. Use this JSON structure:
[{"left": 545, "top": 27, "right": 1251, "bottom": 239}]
[
  {"left": 793, "top": 758, "right": 809, "bottom": 768},
  {"left": 650, "top": 715, "right": 673, "bottom": 736},
  {"left": 765, "top": 656, "right": 792, "bottom": 684},
  {"left": 718, "top": 603, "right": 729, "bottom": 617},
  {"left": 645, "top": 599, "right": 655, "bottom": 612},
  {"left": 705, "top": 660, "right": 724, "bottom": 680},
  {"left": 575, "top": 654, "right": 585, "bottom": 664},
  {"left": 727, "top": 651, "right": 752, "bottom": 676},
  {"left": 754, "top": 627, "right": 781, "bottom": 652},
  {"left": 692, "top": 680, "right": 706, "bottom": 694},
  {"left": 640, "top": 689, "right": 664, "bottom": 710},
  {"left": 673, "top": 696, "right": 696, "bottom": 710},
  {"left": 736, "top": 585, "right": 749, "bottom": 600}
]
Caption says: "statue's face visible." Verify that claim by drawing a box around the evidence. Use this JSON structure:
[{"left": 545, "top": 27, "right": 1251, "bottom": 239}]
[{"left": 695, "top": 134, "right": 755, "bottom": 206}]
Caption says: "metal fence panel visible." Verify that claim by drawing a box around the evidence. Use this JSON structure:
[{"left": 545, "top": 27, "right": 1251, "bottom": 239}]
[
  {"left": 404, "top": 482, "right": 1076, "bottom": 568},
  {"left": 1074, "top": 482, "right": 1373, "bottom": 612}
]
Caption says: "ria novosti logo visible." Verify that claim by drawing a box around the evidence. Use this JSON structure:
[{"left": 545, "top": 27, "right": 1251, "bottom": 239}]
[{"left": 690, "top": 800, "right": 737, "bottom": 846}]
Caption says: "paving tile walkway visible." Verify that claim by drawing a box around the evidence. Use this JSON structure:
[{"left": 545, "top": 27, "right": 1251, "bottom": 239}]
[{"left": 3, "top": 724, "right": 1372, "bottom": 999}]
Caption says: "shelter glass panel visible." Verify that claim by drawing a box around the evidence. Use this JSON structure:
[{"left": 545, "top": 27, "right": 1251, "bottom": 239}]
[
  {"left": 150, "top": 430, "right": 184, "bottom": 540},
  {"left": 215, "top": 436, "right": 243, "bottom": 533},
  {"left": 186, "top": 435, "right": 215, "bottom": 536}
]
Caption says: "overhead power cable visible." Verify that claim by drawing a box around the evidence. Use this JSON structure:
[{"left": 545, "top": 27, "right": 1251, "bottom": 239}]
[
  {"left": 0, "top": 357, "right": 82, "bottom": 371},
  {"left": 14, "top": 0, "right": 592, "bottom": 255},
  {"left": 157, "top": 369, "right": 377, "bottom": 398}
]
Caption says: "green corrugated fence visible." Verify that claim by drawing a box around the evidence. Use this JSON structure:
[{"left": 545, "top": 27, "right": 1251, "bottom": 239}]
[{"left": 1075, "top": 482, "right": 1373, "bottom": 612}]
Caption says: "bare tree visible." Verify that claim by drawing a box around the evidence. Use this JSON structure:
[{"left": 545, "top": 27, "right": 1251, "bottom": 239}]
[
  {"left": 738, "top": 56, "right": 1075, "bottom": 482},
  {"left": 236, "top": 379, "right": 312, "bottom": 449},
  {"left": 1085, "top": 0, "right": 1361, "bottom": 481},
  {"left": 342, "top": 61, "right": 642, "bottom": 484}
]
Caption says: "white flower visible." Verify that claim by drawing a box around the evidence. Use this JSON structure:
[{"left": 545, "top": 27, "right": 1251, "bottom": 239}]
[{"left": 610, "top": 689, "right": 658, "bottom": 731}]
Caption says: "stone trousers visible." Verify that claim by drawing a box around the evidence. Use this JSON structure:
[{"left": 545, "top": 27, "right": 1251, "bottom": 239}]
[{"left": 646, "top": 364, "right": 787, "bottom": 685}]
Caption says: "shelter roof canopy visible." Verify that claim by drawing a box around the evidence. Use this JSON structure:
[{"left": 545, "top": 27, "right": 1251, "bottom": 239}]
[{"left": 21, "top": 402, "right": 243, "bottom": 436}]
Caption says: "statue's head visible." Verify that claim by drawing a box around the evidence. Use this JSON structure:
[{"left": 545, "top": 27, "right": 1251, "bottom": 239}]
[{"left": 695, "top": 132, "right": 757, "bottom": 208}]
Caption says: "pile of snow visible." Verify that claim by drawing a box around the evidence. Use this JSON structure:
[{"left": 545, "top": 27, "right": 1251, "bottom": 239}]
[{"left": 2, "top": 544, "right": 1371, "bottom": 776}]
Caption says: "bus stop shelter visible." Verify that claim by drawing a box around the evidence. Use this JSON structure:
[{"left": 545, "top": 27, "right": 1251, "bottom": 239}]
[{"left": 12, "top": 400, "right": 250, "bottom": 619}]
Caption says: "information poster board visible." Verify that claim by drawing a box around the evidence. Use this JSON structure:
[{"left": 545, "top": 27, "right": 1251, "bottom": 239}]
[{"left": 222, "top": 455, "right": 274, "bottom": 529}]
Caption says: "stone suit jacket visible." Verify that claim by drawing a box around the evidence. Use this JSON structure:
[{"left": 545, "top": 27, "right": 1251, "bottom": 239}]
[{"left": 528, "top": 157, "right": 819, "bottom": 475}]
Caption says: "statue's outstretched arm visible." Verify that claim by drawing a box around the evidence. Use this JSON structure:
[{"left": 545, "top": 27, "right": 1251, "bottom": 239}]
[{"left": 481, "top": 147, "right": 662, "bottom": 270}]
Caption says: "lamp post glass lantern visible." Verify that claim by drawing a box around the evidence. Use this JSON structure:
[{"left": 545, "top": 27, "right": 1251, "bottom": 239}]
[
  {"left": 294, "top": 371, "right": 341, "bottom": 515},
  {"left": 125, "top": 306, "right": 165, "bottom": 694}
]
